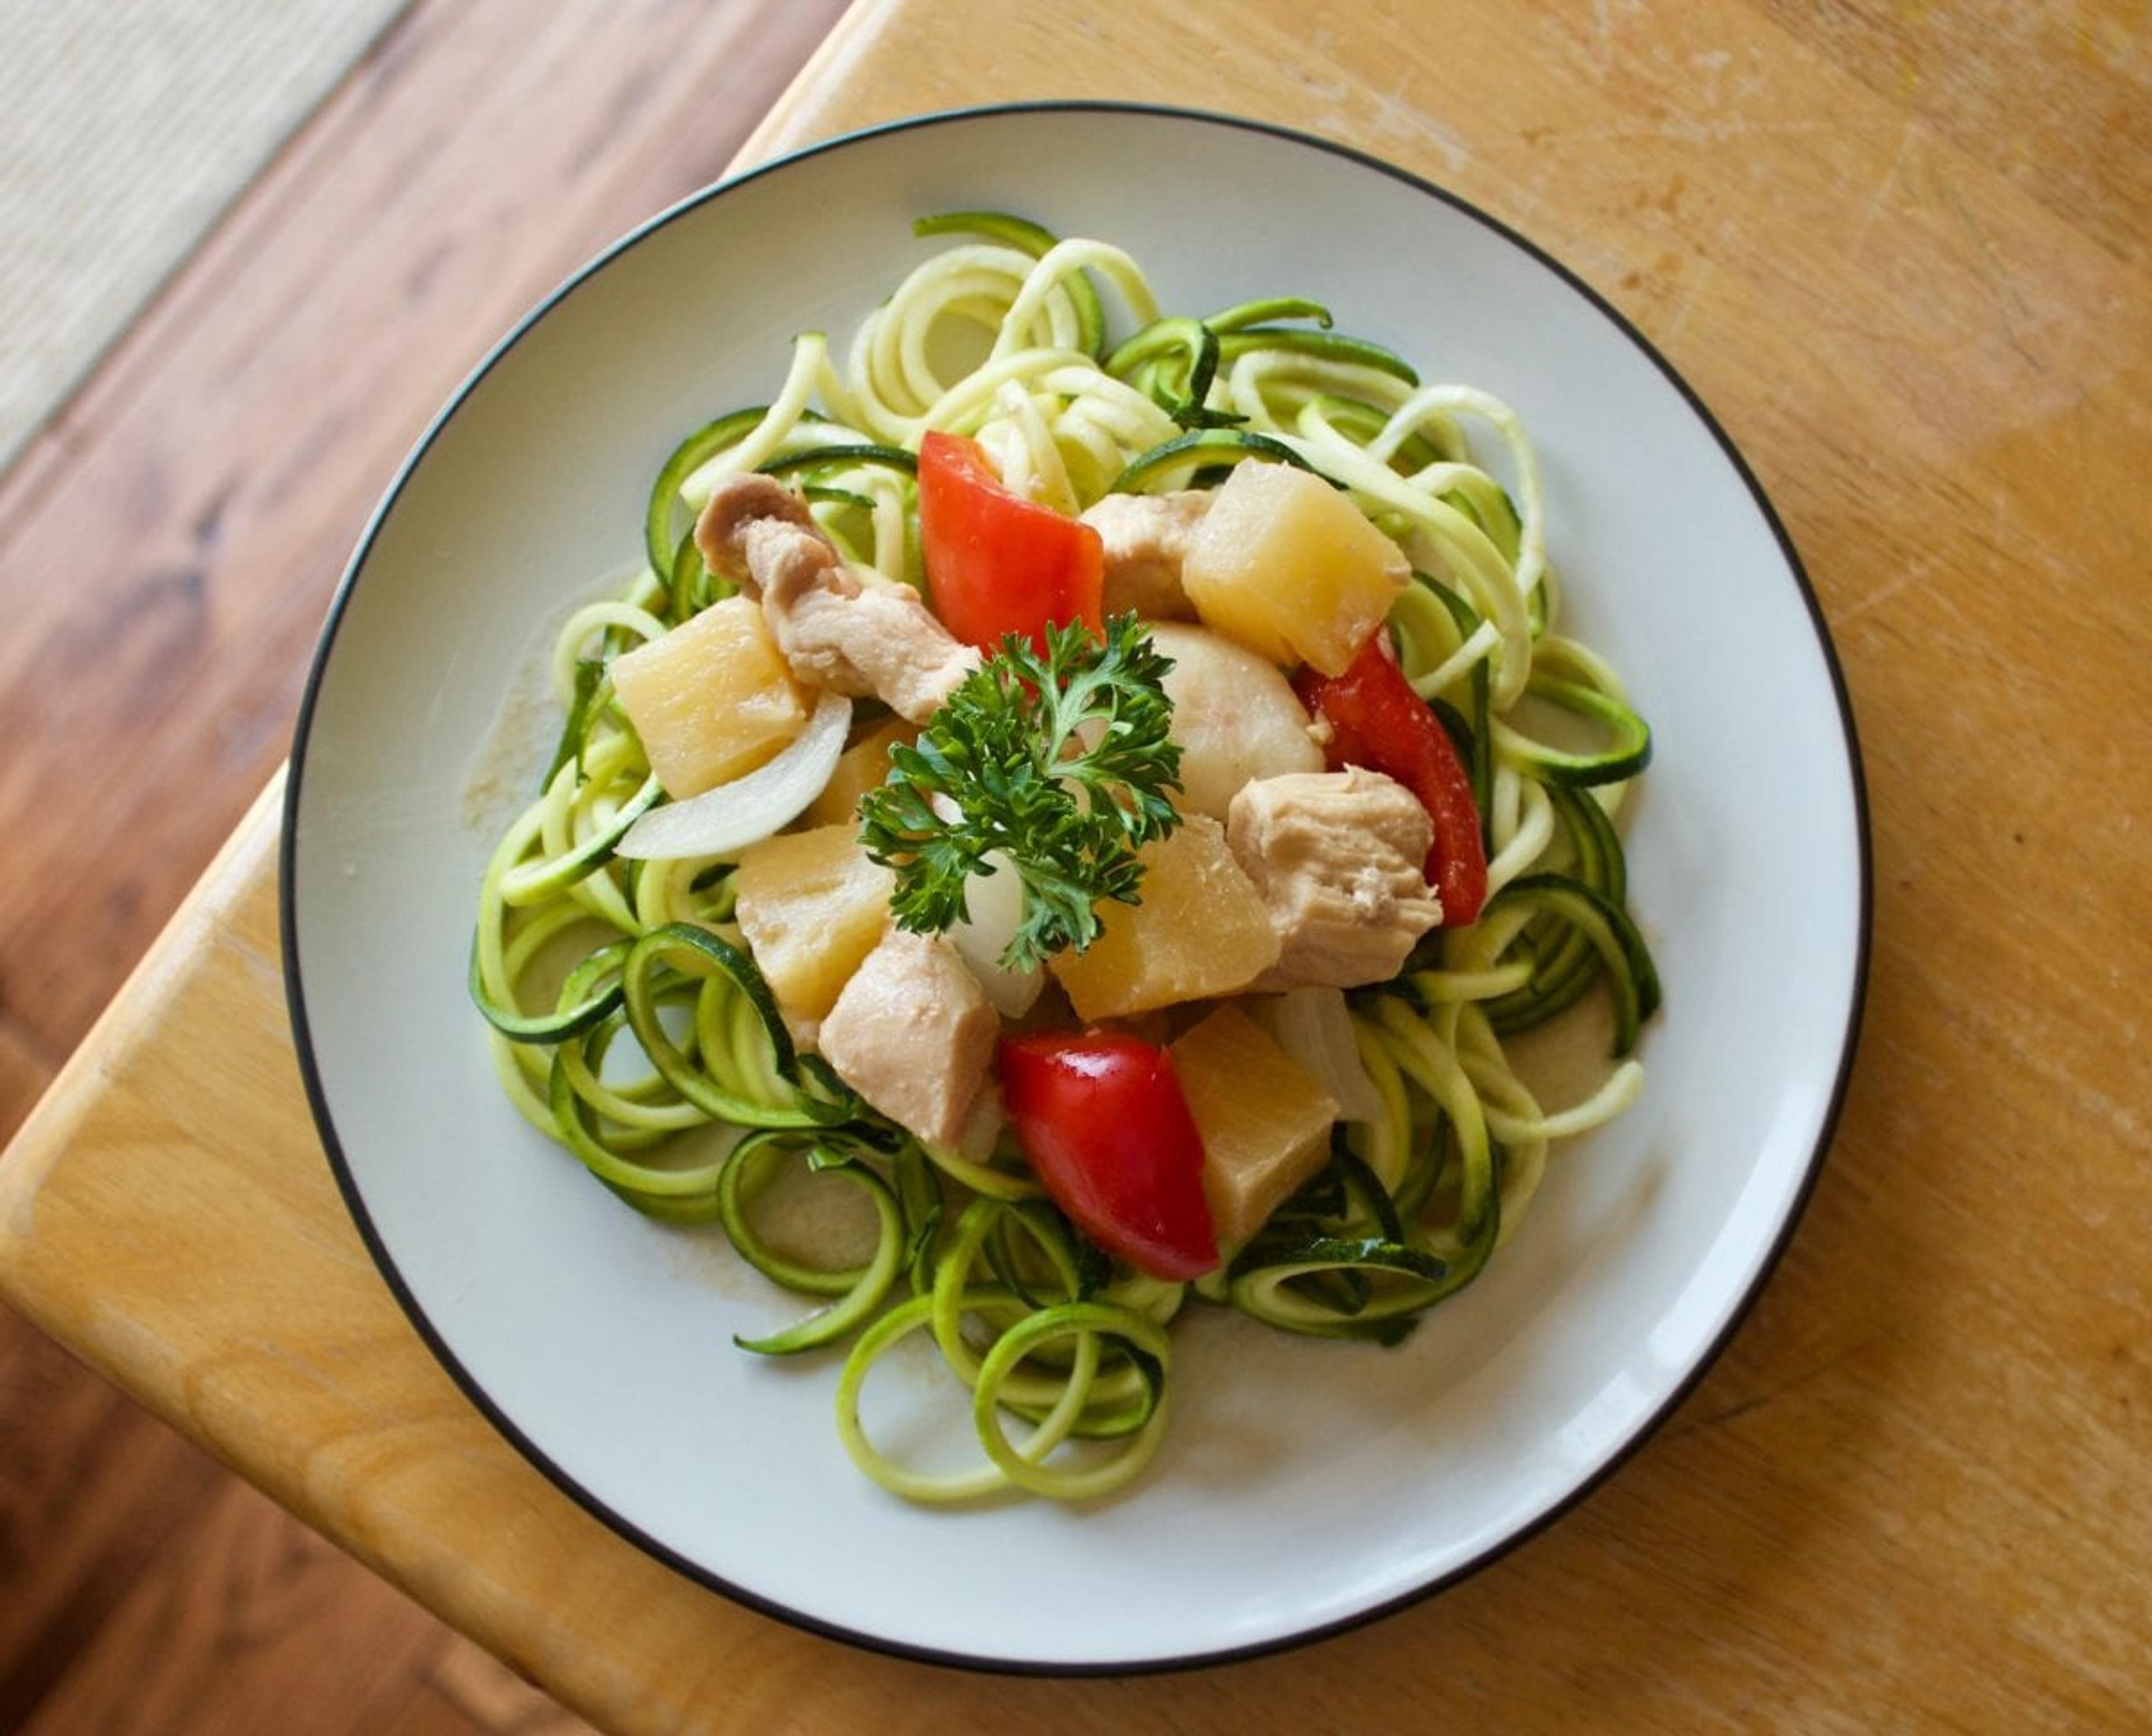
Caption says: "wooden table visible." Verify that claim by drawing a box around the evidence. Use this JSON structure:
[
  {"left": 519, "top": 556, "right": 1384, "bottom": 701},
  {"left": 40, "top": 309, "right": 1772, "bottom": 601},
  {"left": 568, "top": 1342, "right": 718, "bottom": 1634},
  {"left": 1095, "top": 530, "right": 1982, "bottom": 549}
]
[{"left": 4, "top": 2, "right": 2146, "bottom": 1729}]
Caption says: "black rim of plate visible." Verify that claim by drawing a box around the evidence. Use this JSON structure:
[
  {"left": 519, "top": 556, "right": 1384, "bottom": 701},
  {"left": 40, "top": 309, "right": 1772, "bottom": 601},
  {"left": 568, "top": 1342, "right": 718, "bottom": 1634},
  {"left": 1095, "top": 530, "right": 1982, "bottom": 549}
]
[{"left": 280, "top": 99, "right": 1874, "bottom": 1677}]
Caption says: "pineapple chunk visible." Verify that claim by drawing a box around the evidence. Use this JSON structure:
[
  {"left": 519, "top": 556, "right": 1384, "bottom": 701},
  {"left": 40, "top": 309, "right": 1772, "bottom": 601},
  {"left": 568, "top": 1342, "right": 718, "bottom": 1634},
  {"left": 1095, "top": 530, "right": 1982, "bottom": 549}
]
[
  {"left": 1180, "top": 461, "right": 1409, "bottom": 676},
  {"left": 1049, "top": 816, "right": 1280, "bottom": 1021},
  {"left": 732, "top": 823, "right": 893, "bottom": 1024},
  {"left": 611, "top": 595, "right": 809, "bottom": 797},
  {"left": 1171, "top": 1002, "right": 1340, "bottom": 1248},
  {"left": 800, "top": 715, "right": 915, "bottom": 829}
]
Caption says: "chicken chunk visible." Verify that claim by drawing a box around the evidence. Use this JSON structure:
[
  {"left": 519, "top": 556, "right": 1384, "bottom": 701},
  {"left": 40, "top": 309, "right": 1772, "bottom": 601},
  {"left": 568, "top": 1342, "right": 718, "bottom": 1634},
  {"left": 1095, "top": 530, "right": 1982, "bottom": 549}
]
[
  {"left": 1078, "top": 490, "right": 1210, "bottom": 620},
  {"left": 696, "top": 474, "right": 978, "bottom": 722},
  {"left": 1147, "top": 621, "right": 1324, "bottom": 820},
  {"left": 816, "top": 927, "right": 998, "bottom": 1149},
  {"left": 1226, "top": 769, "right": 1444, "bottom": 990}
]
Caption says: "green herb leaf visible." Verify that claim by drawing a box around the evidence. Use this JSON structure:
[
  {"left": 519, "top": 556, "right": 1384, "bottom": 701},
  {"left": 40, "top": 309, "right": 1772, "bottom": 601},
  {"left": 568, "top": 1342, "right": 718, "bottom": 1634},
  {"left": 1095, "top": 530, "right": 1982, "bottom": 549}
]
[{"left": 858, "top": 615, "right": 1184, "bottom": 973}]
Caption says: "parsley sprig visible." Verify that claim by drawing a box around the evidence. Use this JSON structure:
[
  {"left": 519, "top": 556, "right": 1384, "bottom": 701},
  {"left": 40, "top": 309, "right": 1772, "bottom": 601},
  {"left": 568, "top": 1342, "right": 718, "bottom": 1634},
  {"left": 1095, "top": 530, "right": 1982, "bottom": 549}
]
[{"left": 859, "top": 615, "right": 1184, "bottom": 973}]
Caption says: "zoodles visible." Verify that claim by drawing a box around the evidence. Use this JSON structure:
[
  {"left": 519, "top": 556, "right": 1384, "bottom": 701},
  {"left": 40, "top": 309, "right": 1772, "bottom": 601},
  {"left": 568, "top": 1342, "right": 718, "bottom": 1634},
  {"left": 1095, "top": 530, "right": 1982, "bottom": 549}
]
[{"left": 471, "top": 212, "right": 1659, "bottom": 1504}]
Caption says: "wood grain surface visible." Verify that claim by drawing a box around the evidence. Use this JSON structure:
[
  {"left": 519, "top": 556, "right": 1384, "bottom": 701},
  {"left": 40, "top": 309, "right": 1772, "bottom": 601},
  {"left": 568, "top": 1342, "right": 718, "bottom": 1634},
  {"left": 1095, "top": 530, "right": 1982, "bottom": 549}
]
[
  {"left": 0, "top": 1, "right": 844, "bottom": 1730},
  {"left": 3, "top": 1, "right": 2148, "bottom": 1732}
]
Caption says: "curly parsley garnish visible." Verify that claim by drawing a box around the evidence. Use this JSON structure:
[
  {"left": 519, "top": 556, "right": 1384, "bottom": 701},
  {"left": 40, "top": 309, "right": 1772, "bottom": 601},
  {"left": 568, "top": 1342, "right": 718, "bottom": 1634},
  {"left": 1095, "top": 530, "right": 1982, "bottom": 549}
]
[{"left": 859, "top": 615, "right": 1183, "bottom": 972}]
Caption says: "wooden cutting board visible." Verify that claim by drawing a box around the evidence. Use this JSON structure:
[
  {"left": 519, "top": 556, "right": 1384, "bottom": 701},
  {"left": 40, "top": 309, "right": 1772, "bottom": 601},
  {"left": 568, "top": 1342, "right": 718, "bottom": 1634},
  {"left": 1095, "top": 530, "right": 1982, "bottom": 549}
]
[{"left": 3, "top": 2, "right": 2146, "bottom": 1730}]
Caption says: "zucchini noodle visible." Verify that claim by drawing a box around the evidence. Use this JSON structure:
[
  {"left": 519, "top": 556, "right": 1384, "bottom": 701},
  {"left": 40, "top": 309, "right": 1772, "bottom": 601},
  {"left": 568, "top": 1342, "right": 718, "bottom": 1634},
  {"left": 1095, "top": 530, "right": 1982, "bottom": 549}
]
[{"left": 470, "top": 211, "right": 1659, "bottom": 1506}]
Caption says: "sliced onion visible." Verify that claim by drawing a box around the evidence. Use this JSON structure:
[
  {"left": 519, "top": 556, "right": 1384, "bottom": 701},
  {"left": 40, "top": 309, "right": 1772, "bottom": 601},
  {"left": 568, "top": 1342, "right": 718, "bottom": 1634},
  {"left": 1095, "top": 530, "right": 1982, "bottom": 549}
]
[
  {"left": 616, "top": 691, "right": 852, "bottom": 860},
  {"left": 1247, "top": 986, "right": 1386, "bottom": 1123},
  {"left": 947, "top": 850, "right": 1045, "bottom": 1017}
]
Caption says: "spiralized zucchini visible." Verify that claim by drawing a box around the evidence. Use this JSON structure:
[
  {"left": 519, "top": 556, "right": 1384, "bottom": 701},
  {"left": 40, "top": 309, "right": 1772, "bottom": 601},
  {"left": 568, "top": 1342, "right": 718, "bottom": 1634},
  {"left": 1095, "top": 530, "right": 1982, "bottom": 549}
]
[{"left": 470, "top": 212, "right": 1659, "bottom": 1505}]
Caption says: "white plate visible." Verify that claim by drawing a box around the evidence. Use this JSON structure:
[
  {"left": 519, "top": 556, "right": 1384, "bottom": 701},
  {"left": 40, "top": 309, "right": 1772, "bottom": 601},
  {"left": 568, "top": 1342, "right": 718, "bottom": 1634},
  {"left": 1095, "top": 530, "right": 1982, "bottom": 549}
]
[{"left": 284, "top": 104, "right": 1868, "bottom": 1671}]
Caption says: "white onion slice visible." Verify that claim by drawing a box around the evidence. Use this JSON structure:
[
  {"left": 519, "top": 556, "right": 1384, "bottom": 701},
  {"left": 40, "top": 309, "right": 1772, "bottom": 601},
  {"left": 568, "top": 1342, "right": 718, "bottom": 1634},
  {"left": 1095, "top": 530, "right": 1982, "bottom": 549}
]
[
  {"left": 1248, "top": 986, "right": 1386, "bottom": 1123},
  {"left": 947, "top": 850, "right": 1045, "bottom": 1017},
  {"left": 616, "top": 691, "right": 852, "bottom": 860}
]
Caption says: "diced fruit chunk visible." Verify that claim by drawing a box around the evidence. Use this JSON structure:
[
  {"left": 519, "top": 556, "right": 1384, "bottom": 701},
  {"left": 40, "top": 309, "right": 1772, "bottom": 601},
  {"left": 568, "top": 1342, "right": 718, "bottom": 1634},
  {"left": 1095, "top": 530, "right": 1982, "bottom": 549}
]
[
  {"left": 611, "top": 595, "right": 809, "bottom": 796},
  {"left": 732, "top": 823, "right": 893, "bottom": 1024},
  {"left": 1048, "top": 816, "right": 1279, "bottom": 1021},
  {"left": 1180, "top": 461, "right": 1409, "bottom": 676},
  {"left": 919, "top": 430, "right": 1104, "bottom": 652},
  {"left": 801, "top": 715, "right": 916, "bottom": 828},
  {"left": 999, "top": 1031, "right": 1218, "bottom": 1281},
  {"left": 1148, "top": 621, "right": 1324, "bottom": 820},
  {"left": 1170, "top": 1002, "right": 1340, "bottom": 1248}
]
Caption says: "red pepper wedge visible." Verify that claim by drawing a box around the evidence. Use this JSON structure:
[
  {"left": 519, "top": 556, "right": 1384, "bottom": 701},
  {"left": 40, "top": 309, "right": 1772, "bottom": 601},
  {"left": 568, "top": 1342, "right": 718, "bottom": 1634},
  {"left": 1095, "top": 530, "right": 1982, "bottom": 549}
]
[
  {"left": 916, "top": 430, "right": 1105, "bottom": 653},
  {"left": 998, "top": 1030, "right": 1219, "bottom": 1282},
  {"left": 1295, "top": 632, "right": 1489, "bottom": 926}
]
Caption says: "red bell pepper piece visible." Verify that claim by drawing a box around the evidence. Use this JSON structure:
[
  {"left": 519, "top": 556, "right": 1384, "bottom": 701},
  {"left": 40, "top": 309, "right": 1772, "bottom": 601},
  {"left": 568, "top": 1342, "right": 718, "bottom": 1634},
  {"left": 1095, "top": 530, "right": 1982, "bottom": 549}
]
[
  {"left": 998, "top": 1030, "right": 1218, "bottom": 1282},
  {"left": 916, "top": 430, "right": 1105, "bottom": 653},
  {"left": 1295, "top": 632, "right": 1488, "bottom": 925}
]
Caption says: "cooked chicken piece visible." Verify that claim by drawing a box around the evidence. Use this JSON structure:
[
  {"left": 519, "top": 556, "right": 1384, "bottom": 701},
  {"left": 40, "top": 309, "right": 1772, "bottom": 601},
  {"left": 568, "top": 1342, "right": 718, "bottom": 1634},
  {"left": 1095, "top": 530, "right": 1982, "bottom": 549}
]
[
  {"left": 816, "top": 927, "right": 998, "bottom": 1149},
  {"left": 696, "top": 474, "right": 978, "bottom": 722},
  {"left": 1147, "top": 621, "right": 1324, "bottom": 820},
  {"left": 1079, "top": 490, "right": 1209, "bottom": 620},
  {"left": 1226, "top": 768, "right": 1444, "bottom": 991}
]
